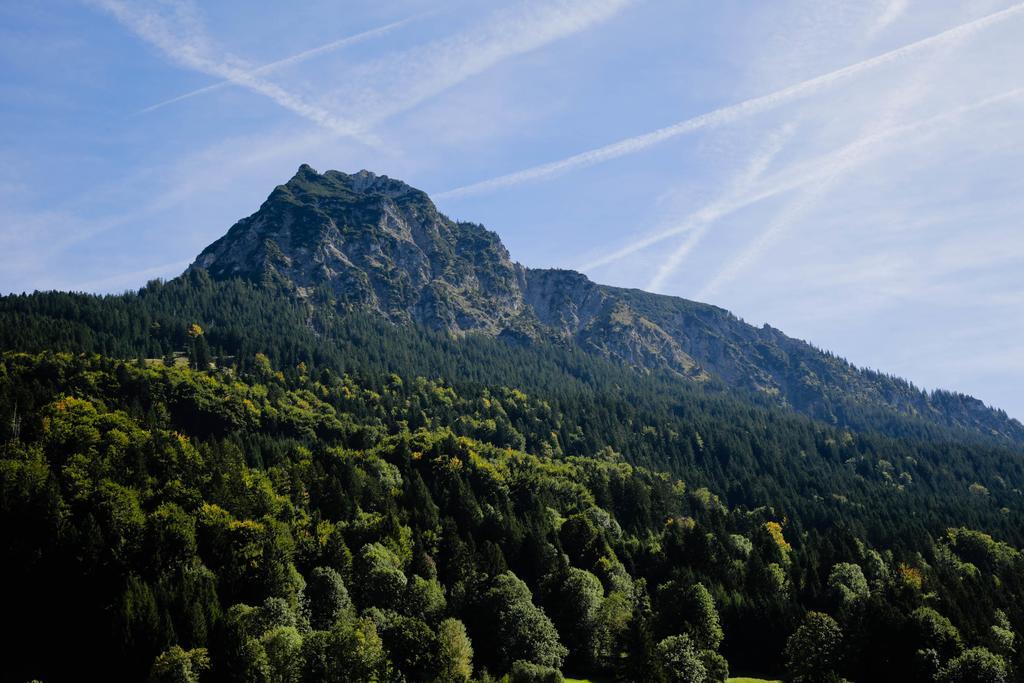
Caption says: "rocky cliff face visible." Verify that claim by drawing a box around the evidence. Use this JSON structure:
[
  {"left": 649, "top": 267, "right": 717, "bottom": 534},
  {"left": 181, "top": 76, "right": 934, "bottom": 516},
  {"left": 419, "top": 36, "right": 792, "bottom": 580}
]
[
  {"left": 195, "top": 165, "right": 525, "bottom": 334},
  {"left": 191, "top": 165, "right": 1024, "bottom": 441}
]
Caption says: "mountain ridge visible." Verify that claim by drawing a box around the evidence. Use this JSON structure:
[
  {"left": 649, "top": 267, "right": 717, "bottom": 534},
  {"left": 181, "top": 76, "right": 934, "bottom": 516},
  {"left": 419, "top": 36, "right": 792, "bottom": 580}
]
[
  {"left": 188, "top": 165, "right": 1024, "bottom": 443},
  {"left": 3, "top": 164, "right": 1024, "bottom": 680}
]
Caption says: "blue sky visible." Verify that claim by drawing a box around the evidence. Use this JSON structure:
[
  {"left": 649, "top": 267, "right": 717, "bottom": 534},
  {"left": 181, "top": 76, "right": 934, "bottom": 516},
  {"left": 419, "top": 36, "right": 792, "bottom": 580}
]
[{"left": 2, "top": 0, "right": 1023, "bottom": 419}]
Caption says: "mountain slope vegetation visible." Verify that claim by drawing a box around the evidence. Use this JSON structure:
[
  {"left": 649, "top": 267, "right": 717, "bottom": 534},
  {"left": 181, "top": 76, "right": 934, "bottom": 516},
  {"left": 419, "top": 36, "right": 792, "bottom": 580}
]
[
  {"left": 190, "top": 165, "right": 1024, "bottom": 444},
  {"left": 2, "top": 351, "right": 1023, "bottom": 682},
  {"left": 1, "top": 166, "right": 1022, "bottom": 682}
]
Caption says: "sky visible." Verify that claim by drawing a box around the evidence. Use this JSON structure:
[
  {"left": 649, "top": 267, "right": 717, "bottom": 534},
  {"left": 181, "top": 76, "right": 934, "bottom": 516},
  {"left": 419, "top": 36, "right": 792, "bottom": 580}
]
[{"left": 1, "top": 0, "right": 1023, "bottom": 419}]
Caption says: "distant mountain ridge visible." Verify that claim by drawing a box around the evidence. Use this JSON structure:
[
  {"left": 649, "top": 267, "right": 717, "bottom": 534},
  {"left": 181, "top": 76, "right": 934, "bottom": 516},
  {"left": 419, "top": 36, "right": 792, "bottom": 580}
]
[{"left": 189, "top": 165, "right": 1024, "bottom": 443}]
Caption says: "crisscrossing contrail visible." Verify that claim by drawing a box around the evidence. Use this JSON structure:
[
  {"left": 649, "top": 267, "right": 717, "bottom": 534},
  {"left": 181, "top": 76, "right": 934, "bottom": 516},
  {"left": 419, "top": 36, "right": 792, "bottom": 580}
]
[{"left": 436, "top": 2, "right": 1024, "bottom": 200}]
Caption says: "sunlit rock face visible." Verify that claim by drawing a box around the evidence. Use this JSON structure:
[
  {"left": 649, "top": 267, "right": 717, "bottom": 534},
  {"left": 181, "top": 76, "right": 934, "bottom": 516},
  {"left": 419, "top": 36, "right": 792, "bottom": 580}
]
[{"left": 191, "top": 165, "right": 1024, "bottom": 441}]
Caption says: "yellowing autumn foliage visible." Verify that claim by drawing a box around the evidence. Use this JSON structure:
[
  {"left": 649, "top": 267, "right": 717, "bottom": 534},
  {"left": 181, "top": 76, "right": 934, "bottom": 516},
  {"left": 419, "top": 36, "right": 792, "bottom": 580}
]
[{"left": 764, "top": 520, "right": 793, "bottom": 557}]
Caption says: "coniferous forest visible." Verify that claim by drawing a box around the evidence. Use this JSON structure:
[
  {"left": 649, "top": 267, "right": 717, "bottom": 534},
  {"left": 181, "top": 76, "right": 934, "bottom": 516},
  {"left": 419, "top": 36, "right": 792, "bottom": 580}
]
[
  {"left": 2, "top": 270, "right": 1024, "bottom": 682},
  {"left": 7, "top": 0, "right": 1024, "bottom": 677}
]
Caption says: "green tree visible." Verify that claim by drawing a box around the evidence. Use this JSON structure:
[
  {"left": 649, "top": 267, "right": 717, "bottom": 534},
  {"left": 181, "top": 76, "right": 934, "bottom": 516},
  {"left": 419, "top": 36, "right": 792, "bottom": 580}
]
[
  {"left": 989, "top": 610, "right": 1016, "bottom": 659},
  {"left": 261, "top": 626, "right": 303, "bottom": 683},
  {"left": 404, "top": 574, "right": 447, "bottom": 623},
  {"left": 252, "top": 597, "right": 302, "bottom": 635},
  {"left": 616, "top": 580, "right": 663, "bottom": 683},
  {"left": 940, "top": 647, "right": 1009, "bottom": 683},
  {"left": 436, "top": 618, "right": 474, "bottom": 683},
  {"left": 145, "top": 502, "right": 197, "bottom": 569},
  {"left": 657, "top": 634, "right": 707, "bottom": 683},
  {"left": 785, "top": 611, "right": 844, "bottom": 683},
  {"left": 328, "top": 617, "right": 394, "bottom": 682},
  {"left": 368, "top": 609, "right": 439, "bottom": 681},
  {"left": 550, "top": 567, "right": 605, "bottom": 670},
  {"left": 700, "top": 650, "right": 729, "bottom": 682},
  {"left": 827, "top": 563, "right": 869, "bottom": 606},
  {"left": 559, "top": 513, "right": 609, "bottom": 568},
  {"left": 595, "top": 588, "right": 633, "bottom": 671},
  {"left": 117, "top": 574, "right": 162, "bottom": 671},
  {"left": 655, "top": 581, "right": 723, "bottom": 651},
  {"left": 355, "top": 542, "right": 408, "bottom": 610},
  {"left": 483, "top": 571, "right": 567, "bottom": 672},
  {"left": 912, "top": 607, "right": 962, "bottom": 661},
  {"left": 509, "top": 659, "right": 564, "bottom": 683},
  {"left": 187, "top": 324, "right": 211, "bottom": 371},
  {"left": 685, "top": 583, "right": 723, "bottom": 651},
  {"left": 218, "top": 604, "right": 272, "bottom": 683},
  {"left": 149, "top": 646, "right": 210, "bottom": 683},
  {"left": 345, "top": 618, "right": 395, "bottom": 681},
  {"left": 306, "top": 566, "right": 353, "bottom": 630},
  {"left": 299, "top": 618, "right": 393, "bottom": 682}
]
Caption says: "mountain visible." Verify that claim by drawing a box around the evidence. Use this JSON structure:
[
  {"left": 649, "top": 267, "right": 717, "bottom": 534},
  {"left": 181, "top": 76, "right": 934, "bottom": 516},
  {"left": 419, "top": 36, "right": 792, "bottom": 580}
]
[
  {"left": 190, "top": 164, "right": 1024, "bottom": 443},
  {"left": 4, "top": 165, "right": 1024, "bottom": 683}
]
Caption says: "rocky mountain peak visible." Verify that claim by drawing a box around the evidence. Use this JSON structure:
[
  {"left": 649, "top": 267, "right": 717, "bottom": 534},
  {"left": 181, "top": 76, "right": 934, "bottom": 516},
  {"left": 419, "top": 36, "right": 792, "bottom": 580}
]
[
  {"left": 275, "top": 165, "right": 424, "bottom": 205},
  {"left": 187, "top": 166, "right": 1024, "bottom": 442},
  {"left": 192, "top": 165, "right": 524, "bottom": 334}
]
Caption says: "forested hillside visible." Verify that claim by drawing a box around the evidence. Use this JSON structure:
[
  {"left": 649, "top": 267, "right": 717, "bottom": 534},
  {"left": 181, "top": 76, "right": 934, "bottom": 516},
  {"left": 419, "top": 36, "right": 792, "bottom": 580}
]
[
  {"left": 2, "top": 167, "right": 1023, "bottom": 682},
  {"left": 73, "top": 165, "right": 1024, "bottom": 445},
  {"left": 2, "top": 350, "right": 1022, "bottom": 682}
]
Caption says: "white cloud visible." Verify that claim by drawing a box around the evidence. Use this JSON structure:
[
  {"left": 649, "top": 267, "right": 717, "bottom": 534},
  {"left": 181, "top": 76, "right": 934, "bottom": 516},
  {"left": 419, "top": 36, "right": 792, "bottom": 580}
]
[
  {"left": 578, "top": 86, "right": 1024, "bottom": 276},
  {"left": 93, "top": 0, "right": 372, "bottom": 139},
  {"left": 695, "top": 3, "right": 999, "bottom": 300},
  {"left": 112, "top": 0, "right": 635, "bottom": 137},
  {"left": 325, "top": 0, "right": 634, "bottom": 128},
  {"left": 644, "top": 124, "right": 796, "bottom": 292},
  {"left": 92, "top": 0, "right": 633, "bottom": 174},
  {"left": 696, "top": 88, "right": 1023, "bottom": 299},
  {"left": 867, "top": 0, "right": 911, "bottom": 39},
  {"left": 437, "top": 2, "right": 1024, "bottom": 199},
  {"left": 649, "top": 0, "right": 923, "bottom": 295},
  {"left": 137, "top": 11, "right": 430, "bottom": 114}
]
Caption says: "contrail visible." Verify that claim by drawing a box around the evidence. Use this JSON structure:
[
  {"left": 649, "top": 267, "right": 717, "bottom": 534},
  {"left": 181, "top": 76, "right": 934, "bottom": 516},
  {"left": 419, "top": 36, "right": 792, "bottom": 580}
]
[
  {"left": 646, "top": 3, "right": 895, "bottom": 294},
  {"left": 577, "top": 87, "right": 1024, "bottom": 273},
  {"left": 697, "top": 87, "right": 1024, "bottom": 299},
  {"left": 437, "top": 2, "right": 1024, "bottom": 200},
  {"left": 644, "top": 124, "right": 796, "bottom": 292},
  {"left": 96, "top": 0, "right": 371, "bottom": 139},
  {"left": 138, "top": 13, "right": 428, "bottom": 114},
  {"left": 695, "top": 8, "right": 980, "bottom": 300}
]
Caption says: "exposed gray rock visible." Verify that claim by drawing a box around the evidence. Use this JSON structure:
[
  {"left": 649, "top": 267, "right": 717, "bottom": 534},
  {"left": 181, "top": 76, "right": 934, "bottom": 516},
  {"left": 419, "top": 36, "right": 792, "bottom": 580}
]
[{"left": 190, "top": 165, "right": 1024, "bottom": 441}]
